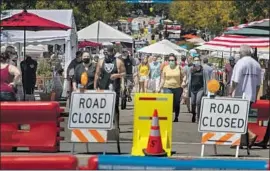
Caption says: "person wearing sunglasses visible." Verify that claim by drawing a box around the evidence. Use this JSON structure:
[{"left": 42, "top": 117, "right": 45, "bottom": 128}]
[{"left": 158, "top": 54, "right": 184, "bottom": 122}]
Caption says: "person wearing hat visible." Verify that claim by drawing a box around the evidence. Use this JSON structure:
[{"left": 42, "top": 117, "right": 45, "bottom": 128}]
[{"left": 224, "top": 56, "right": 235, "bottom": 95}]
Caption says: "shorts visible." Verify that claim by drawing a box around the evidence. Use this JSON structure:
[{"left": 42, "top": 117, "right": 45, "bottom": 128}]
[
  {"left": 125, "top": 75, "right": 134, "bottom": 89},
  {"left": 139, "top": 76, "right": 149, "bottom": 82},
  {"left": 148, "top": 78, "right": 160, "bottom": 92}
]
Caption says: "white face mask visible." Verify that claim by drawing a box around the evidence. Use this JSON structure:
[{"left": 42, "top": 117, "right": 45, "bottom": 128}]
[{"left": 193, "top": 61, "right": 201, "bottom": 66}]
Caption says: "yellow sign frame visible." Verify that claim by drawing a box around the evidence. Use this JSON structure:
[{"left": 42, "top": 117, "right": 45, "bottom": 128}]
[{"left": 131, "top": 93, "right": 173, "bottom": 156}]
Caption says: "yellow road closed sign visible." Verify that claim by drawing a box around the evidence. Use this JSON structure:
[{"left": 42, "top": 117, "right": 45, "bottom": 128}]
[{"left": 131, "top": 93, "right": 173, "bottom": 156}]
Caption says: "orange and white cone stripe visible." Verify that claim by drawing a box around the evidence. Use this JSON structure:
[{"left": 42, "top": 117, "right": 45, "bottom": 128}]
[
  {"left": 201, "top": 132, "right": 241, "bottom": 146},
  {"left": 71, "top": 129, "right": 107, "bottom": 143}
]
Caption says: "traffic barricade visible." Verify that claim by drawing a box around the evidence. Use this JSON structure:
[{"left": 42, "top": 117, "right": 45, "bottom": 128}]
[
  {"left": 84, "top": 155, "right": 270, "bottom": 170},
  {"left": 1, "top": 155, "right": 78, "bottom": 170},
  {"left": 0, "top": 102, "right": 64, "bottom": 152},
  {"left": 68, "top": 90, "right": 118, "bottom": 154},
  {"left": 199, "top": 80, "right": 250, "bottom": 157},
  {"left": 131, "top": 93, "right": 173, "bottom": 157},
  {"left": 251, "top": 100, "right": 269, "bottom": 126}
]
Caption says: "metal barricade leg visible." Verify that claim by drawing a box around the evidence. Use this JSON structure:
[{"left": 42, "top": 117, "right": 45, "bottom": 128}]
[
  {"left": 114, "top": 107, "right": 121, "bottom": 154},
  {"left": 246, "top": 131, "right": 250, "bottom": 155}
]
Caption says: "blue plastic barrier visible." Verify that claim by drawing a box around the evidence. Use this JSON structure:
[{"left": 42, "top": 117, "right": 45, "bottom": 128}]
[{"left": 87, "top": 155, "right": 269, "bottom": 170}]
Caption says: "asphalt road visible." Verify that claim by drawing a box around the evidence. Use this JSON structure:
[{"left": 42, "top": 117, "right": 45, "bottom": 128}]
[{"left": 2, "top": 101, "right": 269, "bottom": 166}]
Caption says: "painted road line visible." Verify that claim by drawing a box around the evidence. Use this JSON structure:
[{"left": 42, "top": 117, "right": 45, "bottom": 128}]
[{"left": 138, "top": 116, "right": 168, "bottom": 120}]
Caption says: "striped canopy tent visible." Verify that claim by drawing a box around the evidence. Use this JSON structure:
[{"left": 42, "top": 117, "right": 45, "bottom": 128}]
[
  {"left": 204, "top": 35, "right": 269, "bottom": 49},
  {"left": 195, "top": 35, "right": 269, "bottom": 59},
  {"left": 224, "top": 19, "right": 270, "bottom": 37},
  {"left": 226, "top": 19, "right": 270, "bottom": 31}
]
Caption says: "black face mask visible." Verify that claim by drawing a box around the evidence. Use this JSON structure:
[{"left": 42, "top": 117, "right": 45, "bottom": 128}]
[
  {"left": 105, "top": 55, "right": 114, "bottom": 63},
  {"left": 83, "top": 58, "right": 90, "bottom": 64}
]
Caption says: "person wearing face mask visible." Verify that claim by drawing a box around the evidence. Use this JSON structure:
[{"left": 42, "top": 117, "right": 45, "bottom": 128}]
[
  {"left": 158, "top": 54, "right": 183, "bottom": 122},
  {"left": 67, "top": 51, "right": 82, "bottom": 79},
  {"left": 224, "top": 56, "right": 235, "bottom": 95},
  {"left": 187, "top": 57, "right": 209, "bottom": 123},
  {"left": 72, "top": 51, "right": 96, "bottom": 91},
  {"left": 149, "top": 55, "right": 161, "bottom": 93},
  {"left": 94, "top": 46, "right": 126, "bottom": 130},
  {"left": 122, "top": 51, "right": 136, "bottom": 101}
]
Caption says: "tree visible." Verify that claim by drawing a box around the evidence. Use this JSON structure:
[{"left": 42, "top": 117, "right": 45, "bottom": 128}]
[
  {"left": 2, "top": 0, "right": 131, "bottom": 30},
  {"left": 169, "top": 1, "right": 236, "bottom": 34},
  {"left": 233, "top": 0, "right": 270, "bottom": 23}
]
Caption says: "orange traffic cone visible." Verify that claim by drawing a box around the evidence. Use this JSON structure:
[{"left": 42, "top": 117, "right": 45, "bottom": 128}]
[{"left": 143, "top": 109, "right": 166, "bottom": 157}]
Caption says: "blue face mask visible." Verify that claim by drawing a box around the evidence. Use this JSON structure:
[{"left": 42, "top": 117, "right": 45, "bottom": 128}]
[{"left": 193, "top": 61, "right": 200, "bottom": 66}]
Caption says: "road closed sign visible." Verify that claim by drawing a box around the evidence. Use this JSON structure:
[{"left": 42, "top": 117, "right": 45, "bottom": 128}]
[
  {"left": 198, "top": 97, "right": 249, "bottom": 134},
  {"left": 68, "top": 91, "right": 116, "bottom": 130}
]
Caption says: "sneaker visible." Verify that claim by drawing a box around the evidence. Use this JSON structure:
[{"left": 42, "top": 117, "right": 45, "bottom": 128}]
[{"left": 173, "top": 118, "right": 178, "bottom": 122}]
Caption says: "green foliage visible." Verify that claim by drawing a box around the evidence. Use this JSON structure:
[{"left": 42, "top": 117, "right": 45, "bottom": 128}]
[
  {"left": 37, "top": 58, "right": 52, "bottom": 77},
  {"left": 169, "top": 0, "right": 269, "bottom": 34},
  {"left": 2, "top": 0, "right": 131, "bottom": 30}
]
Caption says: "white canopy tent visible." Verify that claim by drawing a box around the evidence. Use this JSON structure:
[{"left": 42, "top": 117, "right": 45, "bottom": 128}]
[
  {"left": 159, "top": 39, "right": 188, "bottom": 52},
  {"left": 78, "top": 21, "right": 133, "bottom": 43},
  {"left": 138, "top": 42, "right": 181, "bottom": 56}
]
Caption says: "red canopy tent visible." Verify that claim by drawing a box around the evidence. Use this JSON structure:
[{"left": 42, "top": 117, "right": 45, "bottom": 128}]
[
  {"left": 0, "top": 9, "right": 71, "bottom": 100},
  {"left": 78, "top": 41, "right": 102, "bottom": 48}
]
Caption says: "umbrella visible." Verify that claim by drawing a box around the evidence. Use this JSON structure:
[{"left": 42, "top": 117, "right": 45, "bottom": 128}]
[
  {"left": 138, "top": 42, "right": 181, "bottom": 56},
  {"left": 1, "top": 9, "right": 71, "bottom": 100},
  {"left": 78, "top": 41, "right": 102, "bottom": 48},
  {"left": 186, "top": 37, "right": 205, "bottom": 43},
  {"left": 159, "top": 39, "right": 188, "bottom": 52}
]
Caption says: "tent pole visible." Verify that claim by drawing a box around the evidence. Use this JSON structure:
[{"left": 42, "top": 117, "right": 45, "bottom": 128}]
[
  {"left": 97, "top": 21, "right": 100, "bottom": 43},
  {"left": 23, "top": 28, "right": 26, "bottom": 101}
]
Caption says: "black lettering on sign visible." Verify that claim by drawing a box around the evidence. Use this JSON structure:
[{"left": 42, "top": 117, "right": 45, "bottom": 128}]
[
  {"left": 210, "top": 117, "right": 215, "bottom": 127},
  {"left": 104, "top": 113, "right": 110, "bottom": 123},
  {"left": 224, "top": 118, "right": 230, "bottom": 127},
  {"left": 98, "top": 113, "right": 104, "bottom": 123},
  {"left": 233, "top": 105, "right": 239, "bottom": 114},
  {"left": 79, "top": 98, "right": 85, "bottom": 108},
  {"left": 231, "top": 118, "right": 237, "bottom": 128},
  {"left": 86, "top": 98, "right": 92, "bottom": 108},
  {"left": 217, "top": 104, "right": 224, "bottom": 113},
  {"left": 92, "top": 113, "right": 98, "bottom": 123},
  {"left": 93, "top": 99, "right": 99, "bottom": 108},
  {"left": 216, "top": 117, "right": 223, "bottom": 127},
  {"left": 202, "top": 117, "right": 208, "bottom": 126},
  {"left": 238, "top": 119, "right": 244, "bottom": 128},
  {"left": 150, "top": 140, "right": 157, "bottom": 147},
  {"left": 78, "top": 113, "right": 84, "bottom": 123},
  {"left": 85, "top": 113, "right": 91, "bottom": 123},
  {"left": 224, "top": 105, "right": 231, "bottom": 114},
  {"left": 210, "top": 103, "right": 216, "bottom": 113},
  {"left": 72, "top": 113, "right": 78, "bottom": 123},
  {"left": 100, "top": 98, "right": 106, "bottom": 108}
]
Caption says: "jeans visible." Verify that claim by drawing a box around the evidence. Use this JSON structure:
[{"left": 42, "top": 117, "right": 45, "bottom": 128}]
[
  {"left": 0, "top": 92, "right": 16, "bottom": 101},
  {"left": 163, "top": 87, "right": 183, "bottom": 119},
  {"left": 190, "top": 89, "right": 204, "bottom": 119}
]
